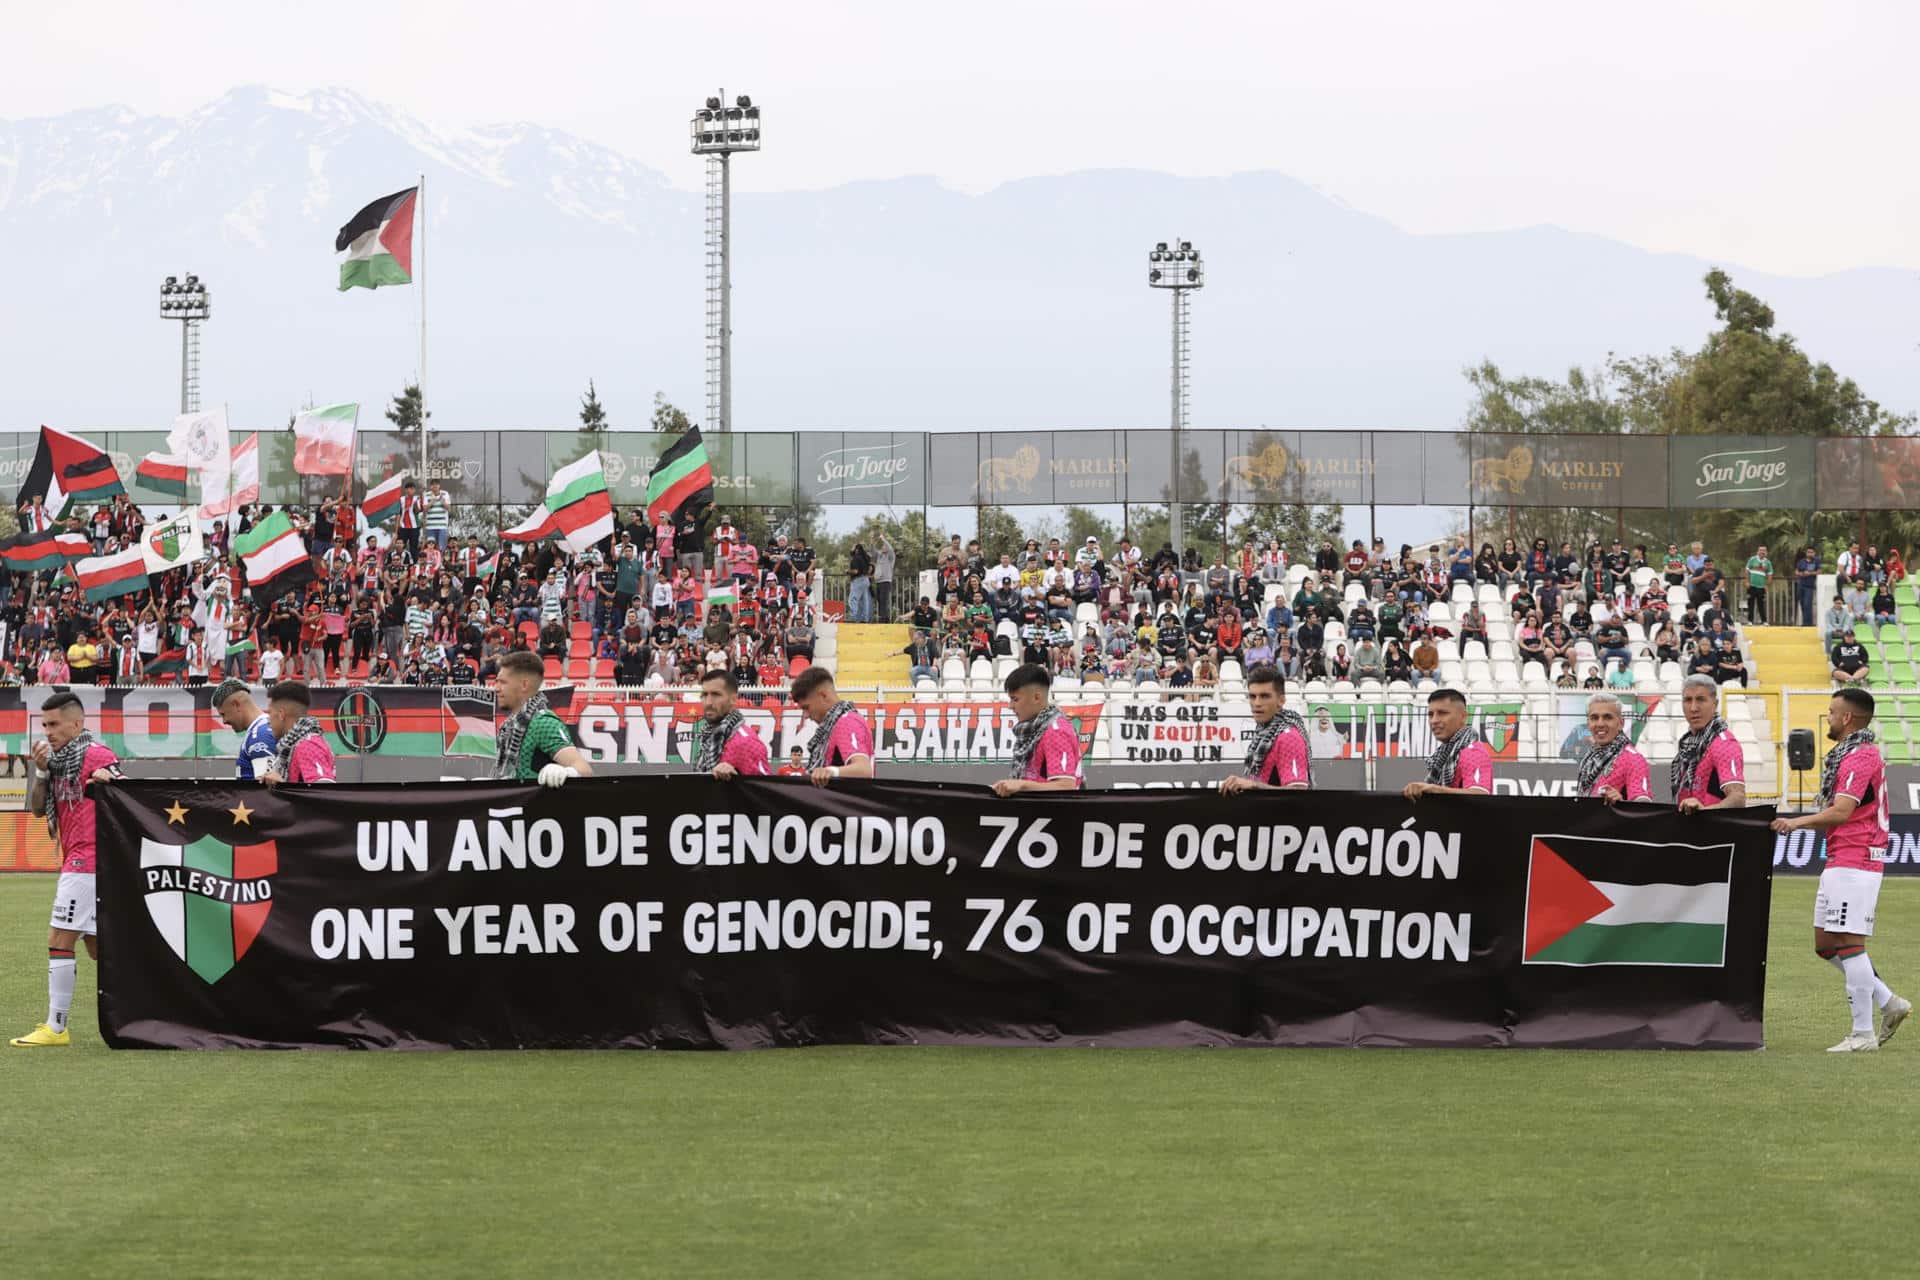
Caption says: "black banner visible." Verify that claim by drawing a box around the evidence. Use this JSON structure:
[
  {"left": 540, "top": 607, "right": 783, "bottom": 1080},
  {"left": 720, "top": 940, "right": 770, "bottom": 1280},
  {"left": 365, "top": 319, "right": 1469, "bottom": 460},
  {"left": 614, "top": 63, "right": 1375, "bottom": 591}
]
[{"left": 94, "top": 780, "right": 1774, "bottom": 1051}]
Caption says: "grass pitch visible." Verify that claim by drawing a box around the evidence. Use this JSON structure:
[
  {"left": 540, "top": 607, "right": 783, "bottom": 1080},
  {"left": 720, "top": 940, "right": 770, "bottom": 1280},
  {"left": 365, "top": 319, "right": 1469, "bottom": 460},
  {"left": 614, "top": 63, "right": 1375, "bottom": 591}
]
[{"left": 2, "top": 875, "right": 1916, "bottom": 1278}]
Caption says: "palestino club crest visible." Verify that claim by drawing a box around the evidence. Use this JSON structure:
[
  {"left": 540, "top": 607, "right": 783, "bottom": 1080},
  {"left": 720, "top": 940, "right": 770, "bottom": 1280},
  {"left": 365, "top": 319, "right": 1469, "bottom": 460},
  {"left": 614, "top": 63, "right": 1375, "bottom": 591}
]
[{"left": 140, "top": 835, "right": 276, "bottom": 984}]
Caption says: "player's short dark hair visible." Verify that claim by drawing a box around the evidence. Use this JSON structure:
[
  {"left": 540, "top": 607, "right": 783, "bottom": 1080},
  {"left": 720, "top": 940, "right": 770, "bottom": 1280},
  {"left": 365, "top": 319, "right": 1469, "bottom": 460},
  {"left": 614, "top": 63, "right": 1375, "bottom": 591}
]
[
  {"left": 267, "top": 680, "right": 312, "bottom": 709},
  {"left": 41, "top": 691, "right": 83, "bottom": 717},
  {"left": 701, "top": 668, "right": 737, "bottom": 692},
  {"left": 1004, "top": 663, "right": 1051, "bottom": 695},
  {"left": 1428, "top": 687, "right": 1468, "bottom": 709},
  {"left": 210, "top": 678, "right": 251, "bottom": 709},
  {"left": 1834, "top": 687, "right": 1876, "bottom": 720},
  {"left": 1245, "top": 665, "right": 1284, "bottom": 695},
  {"left": 790, "top": 666, "right": 835, "bottom": 700},
  {"left": 499, "top": 651, "right": 544, "bottom": 679}
]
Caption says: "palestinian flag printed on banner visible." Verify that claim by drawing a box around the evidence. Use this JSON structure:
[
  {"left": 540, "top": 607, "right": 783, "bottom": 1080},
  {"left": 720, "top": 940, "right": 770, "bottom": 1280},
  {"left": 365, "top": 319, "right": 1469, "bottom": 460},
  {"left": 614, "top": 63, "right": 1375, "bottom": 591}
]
[
  {"left": 361, "top": 471, "right": 409, "bottom": 526},
  {"left": 0, "top": 530, "right": 90, "bottom": 573},
  {"left": 16, "top": 426, "right": 124, "bottom": 518},
  {"left": 645, "top": 427, "right": 715, "bottom": 526},
  {"left": 335, "top": 187, "right": 418, "bottom": 291},
  {"left": 136, "top": 452, "right": 190, "bottom": 500},
  {"left": 75, "top": 546, "right": 151, "bottom": 603},
  {"left": 1523, "top": 834, "right": 1733, "bottom": 967},
  {"left": 139, "top": 835, "right": 276, "bottom": 984},
  {"left": 442, "top": 687, "right": 498, "bottom": 757},
  {"left": 233, "top": 510, "right": 314, "bottom": 606}
]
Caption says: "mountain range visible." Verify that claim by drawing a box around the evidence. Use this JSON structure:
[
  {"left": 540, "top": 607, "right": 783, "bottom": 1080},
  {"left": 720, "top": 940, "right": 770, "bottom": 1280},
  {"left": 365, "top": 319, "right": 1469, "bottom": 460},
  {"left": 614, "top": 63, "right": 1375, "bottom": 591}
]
[{"left": 0, "top": 85, "right": 1912, "bottom": 437}]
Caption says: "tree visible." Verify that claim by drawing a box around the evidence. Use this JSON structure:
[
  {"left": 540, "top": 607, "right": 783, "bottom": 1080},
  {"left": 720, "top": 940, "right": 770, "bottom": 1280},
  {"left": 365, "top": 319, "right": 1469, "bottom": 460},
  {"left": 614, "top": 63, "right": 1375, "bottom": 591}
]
[
  {"left": 651, "top": 392, "right": 694, "bottom": 437},
  {"left": 975, "top": 505, "right": 1024, "bottom": 557},
  {"left": 578, "top": 381, "right": 609, "bottom": 435},
  {"left": 1233, "top": 502, "right": 1346, "bottom": 563},
  {"left": 1061, "top": 505, "right": 1119, "bottom": 554},
  {"left": 384, "top": 383, "right": 428, "bottom": 433}
]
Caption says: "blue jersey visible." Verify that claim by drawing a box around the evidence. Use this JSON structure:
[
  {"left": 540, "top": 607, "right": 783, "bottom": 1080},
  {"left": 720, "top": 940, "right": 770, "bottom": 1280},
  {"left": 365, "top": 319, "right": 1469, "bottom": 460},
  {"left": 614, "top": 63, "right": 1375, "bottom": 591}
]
[{"left": 237, "top": 714, "right": 278, "bottom": 781}]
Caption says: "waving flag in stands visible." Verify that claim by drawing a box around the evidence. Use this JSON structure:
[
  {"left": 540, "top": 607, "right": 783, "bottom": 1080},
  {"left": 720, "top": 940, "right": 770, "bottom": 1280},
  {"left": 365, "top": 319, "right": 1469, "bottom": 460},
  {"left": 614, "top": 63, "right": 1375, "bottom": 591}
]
[
  {"left": 361, "top": 471, "right": 409, "bottom": 526},
  {"left": 502, "top": 451, "right": 613, "bottom": 553},
  {"left": 233, "top": 510, "right": 314, "bottom": 606},
  {"left": 335, "top": 188, "right": 418, "bottom": 291},
  {"left": 142, "top": 512, "right": 205, "bottom": 574},
  {"left": 293, "top": 403, "right": 359, "bottom": 475},
  {"left": 16, "top": 426, "right": 124, "bottom": 519},
  {"left": 0, "top": 529, "right": 90, "bottom": 572},
  {"left": 76, "top": 546, "right": 150, "bottom": 603},
  {"left": 135, "top": 452, "right": 190, "bottom": 500},
  {"left": 201, "top": 433, "right": 260, "bottom": 520},
  {"left": 645, "top": 427, "right": 715, "bottom": 526}
]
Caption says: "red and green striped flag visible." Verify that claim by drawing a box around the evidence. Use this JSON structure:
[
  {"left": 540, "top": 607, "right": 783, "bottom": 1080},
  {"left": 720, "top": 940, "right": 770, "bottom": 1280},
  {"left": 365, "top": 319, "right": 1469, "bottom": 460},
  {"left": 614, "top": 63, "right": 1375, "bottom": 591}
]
[
  {"left": 145, "top": 648, "right": 188, "bottom": 676},
  {"left": 644, "top": 427, "right": 714, "bottom": 525},
  {"left": 136, "top": 452, "right": 190, "bottom": 500},
  {"left": 234, "top": 510, "right": 314, "bottom": 606},
  {"left": 0, "top": 530, "right": 90, "bottom": 572},
  {"left": 76, "top": 545, "right": 150, "bottom": 603},
  {"left": 16, "top": 426, "right": 124, "bottom": 518},
  {"left": 361, "top": 471, "right": 408, "bottom": 526},
  {"left": 503, "top": 452, "right": 612, "bottom": 553}
]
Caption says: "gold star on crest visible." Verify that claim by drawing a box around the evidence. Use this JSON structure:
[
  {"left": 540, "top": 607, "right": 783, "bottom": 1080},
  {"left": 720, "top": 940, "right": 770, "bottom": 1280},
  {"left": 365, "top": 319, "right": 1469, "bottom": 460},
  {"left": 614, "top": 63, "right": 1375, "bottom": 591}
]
[
  {"left": 164, "top": 800, "right": 189, "bottom": 826},
  {"left": 229, "top": 800, "right": 254, "bottom": 826}
]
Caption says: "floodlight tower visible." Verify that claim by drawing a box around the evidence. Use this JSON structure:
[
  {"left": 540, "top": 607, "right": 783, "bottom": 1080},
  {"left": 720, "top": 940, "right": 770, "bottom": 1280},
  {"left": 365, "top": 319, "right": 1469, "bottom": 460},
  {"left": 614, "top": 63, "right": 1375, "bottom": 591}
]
[
  {"left": 158, "top": 273, "right": 211, "bottom": 413},
  {"left": 691, "top": 91, "right": 762, "bottom": 433},
  {"left": 1147, "top": 241, "right": 1202, "bottom": 556}
]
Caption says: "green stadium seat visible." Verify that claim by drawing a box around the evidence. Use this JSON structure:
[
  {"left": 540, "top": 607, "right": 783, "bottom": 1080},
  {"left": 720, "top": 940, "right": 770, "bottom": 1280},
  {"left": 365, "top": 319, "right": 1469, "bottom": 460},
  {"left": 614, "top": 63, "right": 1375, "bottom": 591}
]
[
  {"left": 1889, "top": 738, "right": 1919, "bottom": 766},
  {"left": 1882, "top": 640, "right": 1910, "bottom": 664},
  {"left": 1889, "top": 662, "right": 1917, "bottom": 685},
  {"left": 1898, "top": 605, "right": 1920, "bottom": 627},
  {"left": 1861, "top": 638, "right": 1883, "bottom": 663}
]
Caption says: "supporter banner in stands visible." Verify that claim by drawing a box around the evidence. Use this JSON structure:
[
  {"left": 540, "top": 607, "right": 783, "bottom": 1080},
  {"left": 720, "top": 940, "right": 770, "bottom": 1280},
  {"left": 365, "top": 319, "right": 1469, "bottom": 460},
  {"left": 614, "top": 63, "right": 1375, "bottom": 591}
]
[
  {"left": 92, "top": 780, "right": 1774, "bottom": 1050},
  {"left": 1666, "top": 435, "right": 1816, "bottom": 510}
]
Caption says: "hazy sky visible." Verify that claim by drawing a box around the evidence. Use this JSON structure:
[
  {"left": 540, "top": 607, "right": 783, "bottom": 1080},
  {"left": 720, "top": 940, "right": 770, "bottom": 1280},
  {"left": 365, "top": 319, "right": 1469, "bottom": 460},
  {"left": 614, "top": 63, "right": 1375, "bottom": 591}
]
[{"left": 10, "top": 0, "right": 1918, "bottom": 276}]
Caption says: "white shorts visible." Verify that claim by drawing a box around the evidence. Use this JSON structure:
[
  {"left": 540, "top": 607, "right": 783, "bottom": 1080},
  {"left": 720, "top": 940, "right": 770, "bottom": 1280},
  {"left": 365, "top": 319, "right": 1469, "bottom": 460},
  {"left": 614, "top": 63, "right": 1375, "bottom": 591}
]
[
  {"left": 49, "top": 871, "right": 96, "bottom": 936},
  {"left": 1815, "top": 866, "right": 1882, "bottom": 936}
]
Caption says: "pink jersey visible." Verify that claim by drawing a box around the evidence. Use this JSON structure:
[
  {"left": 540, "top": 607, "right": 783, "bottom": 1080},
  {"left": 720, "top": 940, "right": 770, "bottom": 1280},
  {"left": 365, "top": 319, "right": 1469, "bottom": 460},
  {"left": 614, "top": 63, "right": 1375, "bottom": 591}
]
[
  {"left": 52, "top": 743, "right": 120, "bottom": 874},
  {"left": 1677, "top": 731, "right": 1744, "bottom": 807},
  {"left": 823, "top": 709, "right": 876, "bottom": 771},
  {"left": 1254, "top": 725, "right": 1311, "bottom": 788},
  {"left": 1588, "top": 747, "right": 1652, "bottom": 801},
  {"left": 1825, "top": 743, "right": 1890, "bottom": 872},
  {"left": 720, "top": 726, "right": 771, "bottom": 777},
  {"left": 1450, "top": 741, "right": 1494, "bottom": 793},
  {"left": 1020, "top": 717, "right": 1083, "bottom": 787},
  {"left": 287, "top": 736, "right": 338, "bottom": 784}
]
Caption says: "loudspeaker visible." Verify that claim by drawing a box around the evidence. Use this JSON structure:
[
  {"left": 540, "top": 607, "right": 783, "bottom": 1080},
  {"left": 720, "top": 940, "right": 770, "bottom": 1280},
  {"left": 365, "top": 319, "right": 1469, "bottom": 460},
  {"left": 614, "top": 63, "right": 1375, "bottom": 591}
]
[{"left": 1788, "top": 728, "right": 1817, "bottom": 772}]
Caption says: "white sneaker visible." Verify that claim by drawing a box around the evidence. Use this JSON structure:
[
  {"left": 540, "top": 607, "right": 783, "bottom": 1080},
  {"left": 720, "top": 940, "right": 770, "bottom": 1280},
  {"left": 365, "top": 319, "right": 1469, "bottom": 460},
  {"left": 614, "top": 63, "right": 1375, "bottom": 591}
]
[
  {"left": 1828, "top": 1032, "right": 1880, "bottom": 1053},
  {"left": 1881, "top": 995, "right": 1913, "bottom": 1046}
]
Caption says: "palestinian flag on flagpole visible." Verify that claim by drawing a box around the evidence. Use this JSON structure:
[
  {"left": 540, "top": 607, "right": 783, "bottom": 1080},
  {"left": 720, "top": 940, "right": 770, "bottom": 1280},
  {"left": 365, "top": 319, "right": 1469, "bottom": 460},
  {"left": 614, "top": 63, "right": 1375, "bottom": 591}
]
[
  {"left": 136, "top": 452, "right": 190, "bottom": 500},
  {"left": 335, "top": 188, "right": 418, "bottom": 291},
  {"left": 233, "top": 510, "right": 315, "bottom": 606},
  {"left": 145, "top": 648, "right": 188, "bottom": 676},
  {"left": 706, "top": 581, "right": 738, "bottom": 609},
  {"left": 645, "top": 427, "right": 715, "bottom": 526},
  {"left": 1522, "top": 835, "right": 1733, "bottom": 967},
  {"left": 16, "top": 426, "right": 124, "bottom": 519},
  {"left": 201, "top": 433, "right": 260, "bottom": 520},
  {"left": 292, "top": 402, "right": 359, "bottom": 475},
  {"left": 477, "top": 552, "right": 499, "bottom": 579},
  {"left": 225, "top": 636, "right": 258, "bottom": 656},
  {"left": 76, "top": 546, "right": 151, "bottom": 603},
  {"left": 361, "top": 471, "right": 409, "bottom": 526},
  {"left": 0, "top": 530, "right": 91, "bottom": 572}
]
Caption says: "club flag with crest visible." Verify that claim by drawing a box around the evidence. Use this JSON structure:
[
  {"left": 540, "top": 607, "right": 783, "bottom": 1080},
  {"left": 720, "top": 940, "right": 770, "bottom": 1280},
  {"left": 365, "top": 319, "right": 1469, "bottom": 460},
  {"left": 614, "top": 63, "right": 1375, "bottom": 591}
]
[
  {"left": 16, "top": 426, "right": 124, "bottom": 519},
  {"left": 76, "top": 546, "right": 150, "bottom": 603},
  {"left": 233, "top": 509, "right": 314, "bottom": 606},
  {"left": 139, "top": 835, "right": 276, "bottom": 984},
  {"left": 293, "top": 402, "right": 359, "bottom": 475},
  {"left": 142, "top": 511, "right": 205, "bottom": 574},
  {"left": 1522, "top": 834, "right": 1733, "bottom": 967},
  {"left": 645, "top": 427, "right": 715, "bottom": 526},
  {"left": 335, "top": 187, "right": 418, "bottom": 291},
  {"left": 361, "top": 471, "right": 409, "bottom": 526},
  {"left": 136, "top": 452, "right": 190, "bottom": 500},
  {"left": 167, "top": 409, "right": 230, "bottom": 480},
  {"left": 202, "top": 433, "right": 260, "bottom": 520}
]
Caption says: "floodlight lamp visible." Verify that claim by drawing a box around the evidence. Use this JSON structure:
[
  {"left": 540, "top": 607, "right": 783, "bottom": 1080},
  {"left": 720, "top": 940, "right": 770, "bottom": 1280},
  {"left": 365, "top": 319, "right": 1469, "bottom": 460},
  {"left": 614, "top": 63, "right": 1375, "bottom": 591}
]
[
  {"left": 744, "top": 107, "right": 759, "bottom": 119},
  {"left": 736, "top": 95, "right": 751, "bottom": 109},
  {"left": 1155, "top": 242, "right": 1168, "bottom": 252},
  {"left": 706, "top": 96, "right": 721, "bottom": 109},
  {"left": 744, "top": 129, "right": 759, "bottom": 142},
  {"left": 1178, "top": 242, "right": 1190, "bottom": 252},
  {"left": 1149, "top": 269, "right": 1162, "bottom": 283},
  {"left": 1186, "top": 268, "right": 1199, "bottom": 282}
]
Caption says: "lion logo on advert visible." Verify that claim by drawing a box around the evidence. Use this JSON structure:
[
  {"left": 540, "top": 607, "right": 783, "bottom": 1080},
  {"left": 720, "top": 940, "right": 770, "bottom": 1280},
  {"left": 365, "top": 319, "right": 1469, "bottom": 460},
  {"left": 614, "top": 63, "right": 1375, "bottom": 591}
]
[
  {"left": 979, "top": 444, "right": 1041, "bottom": 496},
  {"left": 1472, "top": 445, "right": 1534, "bottom": 495},
  {"left": 1227, "top": 442, "right": 1290, "bottom": 492}
]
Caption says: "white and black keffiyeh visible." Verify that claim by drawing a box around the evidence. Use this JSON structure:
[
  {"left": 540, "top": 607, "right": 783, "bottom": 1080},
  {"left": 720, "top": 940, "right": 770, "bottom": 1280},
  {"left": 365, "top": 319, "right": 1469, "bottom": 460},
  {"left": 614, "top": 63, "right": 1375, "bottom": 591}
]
[
  {"left": 1426, "top": 726, "right": 1481, "bottom": 787},
  {"left": 492, "top": 691, "right": 551, "bottom": 780},
  {"left": 695, "top": 711, "right": 744, "bottom": 771},
  {"left": 1244, "top": 708, "right": 1311, "bottom": 787},
  {"left": 1819, "top": 728, "right": 1877, "bottom": 808},
  {"left": 806, "top": 700, "right": 857, "bottom": 772},
  {"left": 1669, "top": 716, "right": 1727, "bottom": 796},
  {"left": 271, "top": 716, "right": 324, "bottom": 781},
  {"left": 1577, "top": 733, "right": 1630, "bottom": 796},
  {"left": 1009, "top": 707, "right": 1060, "bottom": 780},
  {"left": 46, "top": 730, "right": 100, "bottom": 840}
]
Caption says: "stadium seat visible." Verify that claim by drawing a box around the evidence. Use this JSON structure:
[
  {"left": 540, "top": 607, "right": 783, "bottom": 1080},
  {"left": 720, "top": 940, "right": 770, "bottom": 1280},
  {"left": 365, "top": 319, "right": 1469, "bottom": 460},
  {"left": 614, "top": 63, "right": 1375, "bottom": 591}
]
[
  {"left": 1427, "top": 603, "right": 1452, "bottom": 624},
  {"left": 543, "top": 657, "right": 562, "bottom": 680},
  {"left": 969, "top": 658, "right": 993, "bottom": 682},
  {"left": 1521, "top": 664, "right": 1549, "bottom": 688},
  {"left": 1075, "top": 603, "right": 1098, "bottom": 628},
  {"left": 1323, "top": 622, "right": 1347, "bottom": 646},
  {"left": 1489, "top": 640, "right": 1515, "bottom": 662},
  {"left": 1477, "top": 584, "right": 1500, "bottom": 604},
  {"left": 1631, "top": 567, "right": 1656, "bottom": 590},
  {"left": 1221, "top": 659, "right": 1244, "bottom": 682},
  {"left": 941, "top": 657, "right": 965, "bottom": 681},
  {"left": 1344, "top": 583, "right": 1366, "bottom": 603},
  {"left": 993, "top": 656, "right": 1017, "bottom": 680},
  {"left": 1491, "top": 660, "right": 1519, "bottom": 685},
  {"left": 1462, "top": 640, "right": 1488, "bottom": 662},
  {"left": 1667, "top": 587, "right": 1689, "bottom": 609}
]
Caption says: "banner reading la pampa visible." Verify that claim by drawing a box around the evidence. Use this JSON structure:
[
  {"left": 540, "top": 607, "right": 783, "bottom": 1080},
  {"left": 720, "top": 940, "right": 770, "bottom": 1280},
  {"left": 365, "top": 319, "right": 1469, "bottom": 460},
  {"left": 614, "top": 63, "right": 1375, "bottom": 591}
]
[{"left": 94, "top": 780, "right": 1774, "bottom": 1051}]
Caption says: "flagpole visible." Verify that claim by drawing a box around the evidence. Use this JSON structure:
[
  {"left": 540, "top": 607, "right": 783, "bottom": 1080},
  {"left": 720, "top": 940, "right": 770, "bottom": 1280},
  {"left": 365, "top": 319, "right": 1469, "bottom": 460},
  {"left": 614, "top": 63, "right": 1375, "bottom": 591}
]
[{"left": 417, "top": 171, "right": 428, "bottom": 487}]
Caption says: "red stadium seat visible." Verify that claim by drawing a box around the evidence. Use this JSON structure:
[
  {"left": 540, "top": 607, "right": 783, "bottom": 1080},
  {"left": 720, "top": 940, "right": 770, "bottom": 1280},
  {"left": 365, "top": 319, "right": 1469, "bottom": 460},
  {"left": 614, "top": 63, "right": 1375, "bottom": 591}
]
[{"left": 543, "top": 657, "right": 563, "bottom": 680}]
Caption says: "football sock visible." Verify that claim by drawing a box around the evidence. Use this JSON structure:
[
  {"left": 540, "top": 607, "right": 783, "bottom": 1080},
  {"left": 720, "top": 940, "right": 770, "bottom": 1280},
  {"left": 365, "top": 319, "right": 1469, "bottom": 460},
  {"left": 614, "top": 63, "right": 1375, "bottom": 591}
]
[
  {"left": 47, "top": 948, "right": 75, "bottom": 1033},
  {"left": 1824, "top": 947, "right": 1892, "bottom": 1010},
  {"left": 1838, "top": 947, "right": 1876, "bottom": 1035}
]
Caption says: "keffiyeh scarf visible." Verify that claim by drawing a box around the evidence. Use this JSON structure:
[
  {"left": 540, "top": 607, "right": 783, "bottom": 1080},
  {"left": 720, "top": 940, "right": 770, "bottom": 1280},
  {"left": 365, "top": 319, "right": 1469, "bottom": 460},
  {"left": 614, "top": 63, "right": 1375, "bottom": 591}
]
[
  {"left": 492, "top": 691, "right": 551, "bottom": 781},
  {"left": 695, "top": 710, "right": 745, "bottom": 772},
  {"left": 1426, "top": 726, "right": 1482, "bottom": 787},
  {"left": 1819, "top": 728, "right": 1877, "bottom": 808},
  {"left": 1009, "top": 707, "right": 1060, "bottom": 780},
  {"left": 806, "top": 700, "right": 857, "bottom": 772},
  {"left": 1244, "top": 708, "right": 1312, "bottom": 787},
  {"left": 46, "top": 730, "right": 99, "bottom": 840},
  {"left": 1577, "top": 733, "right": 1630, "bottom": 796},
  {"left": 1669, "top": 716, "right": 1727, "bottom": 797},
  {"left": 271, "top": 716, "right": 324, "bottom": 782}
]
